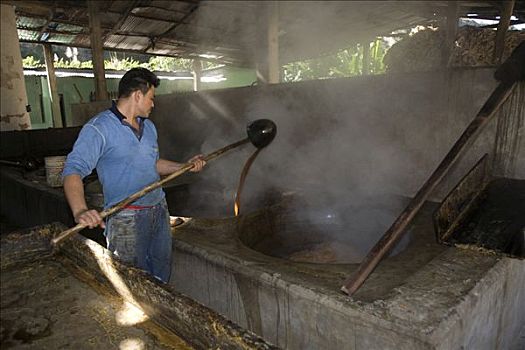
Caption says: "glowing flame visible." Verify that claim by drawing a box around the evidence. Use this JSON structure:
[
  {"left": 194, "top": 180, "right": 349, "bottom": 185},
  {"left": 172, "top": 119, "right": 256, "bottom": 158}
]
[{"left": 234, "top": 202, "right": 240, "bottom": 216}]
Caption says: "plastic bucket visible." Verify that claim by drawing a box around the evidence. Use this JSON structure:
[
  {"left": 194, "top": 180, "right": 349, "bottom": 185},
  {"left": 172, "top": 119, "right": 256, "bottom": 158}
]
[{"left": 44, "top": 156, "right": 66, "bottom": 187}]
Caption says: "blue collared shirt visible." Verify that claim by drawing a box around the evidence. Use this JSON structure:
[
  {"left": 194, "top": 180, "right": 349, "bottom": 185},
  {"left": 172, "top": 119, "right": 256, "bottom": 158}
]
[
  {"left": 63, "top": 108, "right": 164, "bottom": 209},
  {"left": 110, "top": 101, "right": 145, "bottom": 140}
]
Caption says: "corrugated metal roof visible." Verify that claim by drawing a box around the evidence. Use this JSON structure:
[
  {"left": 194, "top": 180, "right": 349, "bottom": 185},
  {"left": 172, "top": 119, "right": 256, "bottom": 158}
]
[
  {"left": 8, "top": 0, "right": 525, "bottom": 66},
  {"left": 104, "top": 35, "right": 130, "bottom": 49},
  {"left": 48, "top": 33, "right": 75, "bottom": 44},
  {"left": 17, "top": 16, "right": 46, "bottom": 29},
  {"left": 118, "top": 14, "right": 171, "bottom": 36},
  {"left": 17, "top": 29, "right": 40, "bottom": 41},
  {"left": 109, "top": 35, "right": 151, "bottom": 51},
  {"left": 55, "top": 23, "right": 84, "bottom": 33}
]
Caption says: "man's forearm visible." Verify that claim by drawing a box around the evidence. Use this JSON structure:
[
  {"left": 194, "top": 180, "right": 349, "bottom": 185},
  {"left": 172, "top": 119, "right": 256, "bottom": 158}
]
[
  {"left": 156, "top": 158, "right": 184, "bottom": 176},
  {"left": 63, "top": 174, "right": 88, "bottom": 217},
  {"left": 63, "top": 174, "right": 105, "bottom": 228}
]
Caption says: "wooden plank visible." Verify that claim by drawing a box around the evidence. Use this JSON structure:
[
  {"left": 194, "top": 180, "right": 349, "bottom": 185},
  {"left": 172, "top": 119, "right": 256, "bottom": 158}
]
[
  {"left": 493, "top": 0, "right": 515, "bottom": 64},
  {"left": 87, "top": 0, "right": 108, "bottom": 101},
  {"left": 42, "top": 44, "right": 63, "bottom": 128}
]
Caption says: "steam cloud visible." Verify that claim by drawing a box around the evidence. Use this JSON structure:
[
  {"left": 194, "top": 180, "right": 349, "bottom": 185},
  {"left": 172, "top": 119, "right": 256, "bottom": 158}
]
[{"left": 165, "top": 1, "right": 474, "bottom": 254}]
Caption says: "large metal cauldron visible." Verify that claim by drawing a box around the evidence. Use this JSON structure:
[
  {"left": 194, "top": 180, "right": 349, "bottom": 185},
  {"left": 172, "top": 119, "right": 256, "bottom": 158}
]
[{"left": 237, "top": 193, "right": 412, "bottom": 264}]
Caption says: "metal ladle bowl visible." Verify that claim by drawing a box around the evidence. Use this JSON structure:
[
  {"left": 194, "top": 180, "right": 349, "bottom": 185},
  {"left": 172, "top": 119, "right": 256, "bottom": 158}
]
[{"left": 247, "top": 119, "right": 277, "bottom": 149}]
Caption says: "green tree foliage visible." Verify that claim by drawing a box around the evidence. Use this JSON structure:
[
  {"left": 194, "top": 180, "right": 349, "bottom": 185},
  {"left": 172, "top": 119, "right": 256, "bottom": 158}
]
[
  {"left": 147, "top": 56, "right": 193, "bottom": 71},
  {"left": 21, "top": 45, "right": 221, "bottom": 72},
  {"left": 103, "top": 52, "right": 142, "bottom": 71},
  {"left": 282, "top": 38, "right": 389, "bottom": 82},
  {"left": 54, "top": 58, "right": 93, "bottom": 69},
  {"left": 22, "top": 56, "right": 44, "bottom": 68}
]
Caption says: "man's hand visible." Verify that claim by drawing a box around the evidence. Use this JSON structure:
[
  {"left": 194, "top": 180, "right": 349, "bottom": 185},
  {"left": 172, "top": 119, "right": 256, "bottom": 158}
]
[
  {"left": 74, "top": 208, "right": 105, "bottom": 229},
  {"left": 188, "top": 154, "right": 206, "bottom": 172},
  {"left": 64, "top": 174, "right": 104, "bottom": 229}
]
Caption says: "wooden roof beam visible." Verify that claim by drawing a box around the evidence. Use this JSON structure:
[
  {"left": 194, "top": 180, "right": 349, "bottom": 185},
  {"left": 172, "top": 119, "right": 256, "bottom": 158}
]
[{"left": 88, "top": 0, "right": 108, "bottom": 101}]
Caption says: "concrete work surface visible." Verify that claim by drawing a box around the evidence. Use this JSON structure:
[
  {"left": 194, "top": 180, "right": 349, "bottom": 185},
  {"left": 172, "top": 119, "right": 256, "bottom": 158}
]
[{"left": 169, "top": 202, "right": 525, "bottom": 350}]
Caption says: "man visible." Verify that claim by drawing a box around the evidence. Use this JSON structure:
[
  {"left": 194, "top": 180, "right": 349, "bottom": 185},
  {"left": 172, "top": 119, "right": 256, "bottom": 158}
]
[{"left": 63, "top": 68, "right": 205, "bottom": 283}]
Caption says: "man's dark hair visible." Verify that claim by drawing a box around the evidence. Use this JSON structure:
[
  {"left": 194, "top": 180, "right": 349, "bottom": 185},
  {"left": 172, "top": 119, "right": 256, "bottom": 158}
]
[{"left": 118, "top": 68, "right": 160, "bottom": 98}]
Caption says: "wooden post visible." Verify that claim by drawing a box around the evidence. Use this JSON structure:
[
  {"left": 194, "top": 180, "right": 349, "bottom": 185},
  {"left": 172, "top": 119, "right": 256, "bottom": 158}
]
[
  {"left": 362, "top": 41, "right": 370, "bottom": 75},
  {"left": 493, "top": 1, "right": 515, "bottom": 64},
  {"left": 87, "top": 0, "right": 108, "bottom": 101},
  {"left": 255, "top": 2, "right": 268, "bottom": 85},
  {"left": 192, "top": 59, "right": 202, "bottom": 91},
  {"left": 267, "top": 1, "right": 279, "bottom": 84},
  {"left": 443, "top": 1, "right": 459, "bottom": 67},
  {"left": 42, "top": 44, "right": 63, "bottom": 128},
  {"left": 256, "top": 1, "right": 279, "bottom": 84}
]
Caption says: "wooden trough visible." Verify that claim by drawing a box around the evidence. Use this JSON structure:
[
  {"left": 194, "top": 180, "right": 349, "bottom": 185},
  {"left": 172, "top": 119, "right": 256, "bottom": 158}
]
[{"left": 0, "top": 223, "right": 278, "bottom": 350}]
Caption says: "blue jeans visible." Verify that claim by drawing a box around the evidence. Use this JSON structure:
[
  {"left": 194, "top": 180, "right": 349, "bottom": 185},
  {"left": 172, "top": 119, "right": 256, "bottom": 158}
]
[{"left": 104, "top": 199, "right": 172, "bottom": 283}]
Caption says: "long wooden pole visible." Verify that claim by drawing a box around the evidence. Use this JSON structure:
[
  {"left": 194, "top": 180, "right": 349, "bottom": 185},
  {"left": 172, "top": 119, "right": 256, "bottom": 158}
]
[
  {"left": 52, "top": 138, "right": 250, "bottom": 246},
  {"left": 341, "top": 79, "right": 516, "bottom": 296},
  {"left": 42, "top": 44, "right": 63, "bottom": 128}
]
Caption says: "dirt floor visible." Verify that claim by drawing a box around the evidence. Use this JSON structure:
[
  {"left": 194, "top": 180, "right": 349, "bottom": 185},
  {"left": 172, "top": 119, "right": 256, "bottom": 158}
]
[{"left": 0, "top": 256, "right": 192, "bottom": 350}]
